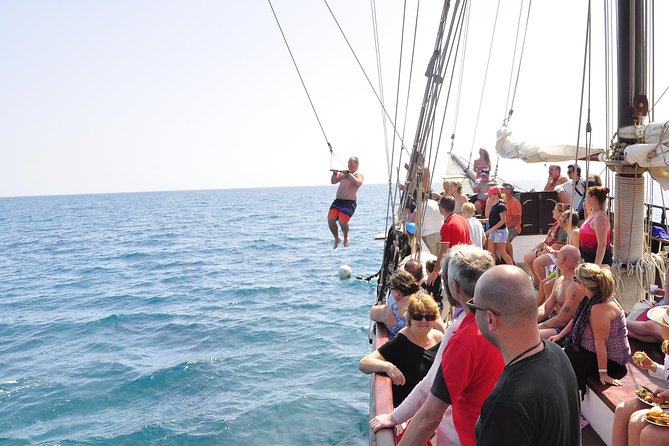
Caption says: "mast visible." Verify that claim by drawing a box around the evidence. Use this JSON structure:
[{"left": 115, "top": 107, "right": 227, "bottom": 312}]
[{"left": 610, "top": 0, "right": 651, "bottom": 310}]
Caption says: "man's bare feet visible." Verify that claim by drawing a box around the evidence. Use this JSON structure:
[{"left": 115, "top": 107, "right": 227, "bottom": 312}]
[
  {"left": 333, "top": 238, "right": 341, "bottom": 249},
  {"left": 343, "top": 237, "right": 350, "bottom": 247}
]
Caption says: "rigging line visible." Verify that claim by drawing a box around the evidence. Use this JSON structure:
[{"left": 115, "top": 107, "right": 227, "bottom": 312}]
[
  {"left": 468, "top": 0, "right": 502, "bottom": 166},
  {"left": 604, "top": 0, "right": 611, "bottom": 152},
  {"left": 417, "top": 0, "right": 464, "bottom": 175},
  {"left": 392, "top": 0, "right": 420, "bottom": 221},
  {"left": 451, "top": 0, "right": 471, "bottom": 152},
  {"left": 573, "top": 0, "right": 591, "bottom": 167},
  {"left": 370, "top": 0, "right": 391, "bottom": 183},
  {"left": 507, "top": 0, "right": 533, "bottom": 119},
  {"left": 386, "top": 0, "right": 408, "bottom": 222},
  {"left": 504, "top": 0, "right": 525, "bottom": 118},
  {"left": 322, "top": 0, "right": 409, "bottom": 157},
  {"left": 432, "top": 0, "right": 469, "bottom": 174},
  {"left": 266, "top": 0, "right": 333, "bottom": 155},
  {"left": 389, "top": 0, "right": 407, "bottom": 180}
]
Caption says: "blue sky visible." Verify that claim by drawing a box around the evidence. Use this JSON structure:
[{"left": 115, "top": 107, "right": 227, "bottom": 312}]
[{"left": 1, "top": 1, "right": 667, "bottom": 197}]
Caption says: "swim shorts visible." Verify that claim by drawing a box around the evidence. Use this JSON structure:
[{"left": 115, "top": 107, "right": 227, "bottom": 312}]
[{"left": 328, "top": 199, "right": 357, "bottom": 223}]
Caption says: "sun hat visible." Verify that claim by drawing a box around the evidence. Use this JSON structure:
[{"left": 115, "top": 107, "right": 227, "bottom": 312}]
[
  {"left": 647, "top": 305, "right": 669, "bottom": 329},
  {"left": 501, "top": 182, "right": 514, "bottom": 192},
  {"left": 486, "top": 186, "right": 501, "bottom": 196}
]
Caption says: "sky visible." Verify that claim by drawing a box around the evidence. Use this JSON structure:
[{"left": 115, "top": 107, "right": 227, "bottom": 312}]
[{"left": 1, "top": 1, "right": 668, "bottom": 197}]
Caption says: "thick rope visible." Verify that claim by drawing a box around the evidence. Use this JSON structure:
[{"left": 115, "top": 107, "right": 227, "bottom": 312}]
[
  {"left": 322, "top": 0, "right": 409, "bottom": 156},
  {"left": 267, "top": 0, "right": 333, "bottom": 155}
]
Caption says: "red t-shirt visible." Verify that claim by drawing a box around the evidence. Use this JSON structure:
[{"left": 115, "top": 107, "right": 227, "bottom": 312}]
[
  {"left": 439, "top": 213, "right": 471, "bottom": 247},
  {"left": 431, "top": 313, "right": 504, "bottom": 446}
]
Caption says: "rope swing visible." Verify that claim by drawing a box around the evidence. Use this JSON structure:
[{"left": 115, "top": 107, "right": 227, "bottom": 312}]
[{"left": 266, "top": 0, "right": 346, "bottom": 170}]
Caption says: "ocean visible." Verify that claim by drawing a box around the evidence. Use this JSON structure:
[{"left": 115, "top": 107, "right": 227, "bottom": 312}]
[{"left": 0, "top": 185, "right": 391, "bottom": 445}]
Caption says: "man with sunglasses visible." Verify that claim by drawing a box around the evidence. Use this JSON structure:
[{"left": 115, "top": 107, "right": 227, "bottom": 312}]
[
  {"left": 473, "top": 265, "right": 580, "bottom": 446},
  {"left": 398, "top": 245, "right": 500, "bottom": 446}
]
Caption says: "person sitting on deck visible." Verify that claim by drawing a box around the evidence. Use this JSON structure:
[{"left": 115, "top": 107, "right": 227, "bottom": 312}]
[
  {"left": 370, "top": 270, "right": 420, "bottom": 339},
  {"left": 369, "top": 246, "right": 466, "bottom": 445},
  {"left": 543, "top": 164, "right": 568, "bottom": 191},
  {"left": 523, "top": 203, "right": 569, "bottom": 288},
  {"left": 628, "top": 264, "right": 668, "bottom": 343},
  {"left": 612, "top": 305, "right": 669, "bottom": 446},
  {"left": 550, "top": 263, "right": 631, "bottom": 397},
  {"left": 473, "top": 148, "right": 492, "bottom": 179},
  {"left": 472, "top": 169, "right": 490, "bottom": 215},
  {"left": 359, "top": 293, "right": 443, "bottom": 407},
  {"left": 421, "top": 260, "right": 444, "bottom": 311},
  {"left": 462, "top": 203, "right": 485, "bottom": 249},
  {"left": 484, "top": 186, "right": 515, "bottom": 266},
  {"left": 328, "top": 156, "right": 364, "bottom": 249},
  {"left": 473, "top": 265, "right": 581, "bottom": 446},
  {"left": 531, "top": 210, "right": 580, "bottom": 284},
  {"left": 396, "top": 246, "right": 503, "bottom": 446},
  {"left": 537, "top": 246, "right": 586, "bottom": 339}
]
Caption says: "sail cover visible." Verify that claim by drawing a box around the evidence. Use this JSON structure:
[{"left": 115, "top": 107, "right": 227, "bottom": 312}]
[
  {"left": 495, "top": 125, "right": 605, "bottom": 163},
  {"left": 623, "top": 121, "right": 669, "bottom": 190}
]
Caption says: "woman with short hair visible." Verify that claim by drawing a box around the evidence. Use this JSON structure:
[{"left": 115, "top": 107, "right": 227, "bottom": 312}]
[
  {"left": 360, "top": 293, "right": 443, "bottom": 407},
  {"left": 370, "top": 270, "right": 420, "bottom": 339}
]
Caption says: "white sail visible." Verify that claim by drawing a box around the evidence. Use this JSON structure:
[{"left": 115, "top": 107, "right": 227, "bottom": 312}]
[{"left": 495, "top": 125, "right": 605, "bottom": 163}]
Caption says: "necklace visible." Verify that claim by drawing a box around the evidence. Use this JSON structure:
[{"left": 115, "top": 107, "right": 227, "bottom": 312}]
[{"left": 506, "top": 340, "right": 542, "bottom": 368}]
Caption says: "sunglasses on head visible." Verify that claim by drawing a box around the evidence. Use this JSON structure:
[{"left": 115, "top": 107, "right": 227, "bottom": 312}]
[
  {"left": 465, "top": 298, "right": 501, "bottom": 316},
  {"left": 410, "top": 313, "right": 437, "bottom": 321}
]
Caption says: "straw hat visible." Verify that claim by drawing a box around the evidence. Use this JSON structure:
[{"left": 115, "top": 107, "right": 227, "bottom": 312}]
[{"left": 647, "top": 305, "right": 669, "bottom": 329}]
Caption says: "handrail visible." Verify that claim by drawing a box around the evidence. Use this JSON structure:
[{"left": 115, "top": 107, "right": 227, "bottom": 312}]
[{"left": 370, "top": 322, "right": 397, "bottom": 446}]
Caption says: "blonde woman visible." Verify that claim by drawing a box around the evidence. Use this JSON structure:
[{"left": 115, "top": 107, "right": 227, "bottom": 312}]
[
  {"left": 360, "top": 293, "right": 443, "bottom": 406},
  {"left": 448, "top": 181, "right": 468, "bottom": 215},
  {"left": 550, "top": 263, "right": 631, "bottom": 396}
]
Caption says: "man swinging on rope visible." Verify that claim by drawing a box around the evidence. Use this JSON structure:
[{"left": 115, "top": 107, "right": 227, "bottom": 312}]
[{"left": 328, "top": 157, "right": 364, "bottom": 249}]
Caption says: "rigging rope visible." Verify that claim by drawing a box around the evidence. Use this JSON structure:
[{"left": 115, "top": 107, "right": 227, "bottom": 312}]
[
  {"left": 468, "top": 0, "right": 501, "bottom": 169},
  {"left": 266, "top": 0, "right": 334, "bottom": 158},
  {"left": 504, "top": 0, "right": 533, "bottom": 124},
  {"left": 322, "top": 0, "right": 409, "bottom": 157}
]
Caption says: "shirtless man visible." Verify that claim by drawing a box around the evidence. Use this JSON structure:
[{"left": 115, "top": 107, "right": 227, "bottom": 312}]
[
  {"left": 537, "top": 245, "right": 585, "bottom": 339},
  {"left": 543, "top": 165, "right": 568, "bottom": 191},
  {"left": 328, "top": 157, "right": 364, "bottom": 249}
]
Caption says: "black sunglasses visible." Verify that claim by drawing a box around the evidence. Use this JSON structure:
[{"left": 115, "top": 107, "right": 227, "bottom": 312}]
[
  {"left": 466, "top": 298, "right": 501, "bottom": 316},
  {"left": 410, "top": 313, "right": 437, "bottom": 321}
]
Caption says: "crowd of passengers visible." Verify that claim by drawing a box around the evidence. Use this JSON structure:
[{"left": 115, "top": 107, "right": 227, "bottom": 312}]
[{"left": 358, "top": 153, "right": 669, "bottom": 445}]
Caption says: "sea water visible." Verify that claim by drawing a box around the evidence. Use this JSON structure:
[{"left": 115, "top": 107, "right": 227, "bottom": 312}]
[{"left": 0, "top": 186, "right": 392, "bottom": 445}]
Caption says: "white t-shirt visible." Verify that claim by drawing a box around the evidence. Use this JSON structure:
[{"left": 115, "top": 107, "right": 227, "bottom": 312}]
[
  {"left": 556, "top": 179, "right": 586, "bottom": 210},
  {"left": 466, "top": 217, "right": 485, "bottom": 249},
  {"left": 420, "top": 200, "right": 444, "bottom": 236}
]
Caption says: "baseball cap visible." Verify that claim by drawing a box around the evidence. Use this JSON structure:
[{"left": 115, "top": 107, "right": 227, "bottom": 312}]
[{"left": 487, "top": 186, "right": 501, "bottom": 196}]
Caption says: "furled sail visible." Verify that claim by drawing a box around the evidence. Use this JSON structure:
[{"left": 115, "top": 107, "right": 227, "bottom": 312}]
[
  {"left": 621, "top": 121, "right": 669, "bottom": 190},
  {"left": 495, "top": 125, "right": 605, "bottom": 163}
]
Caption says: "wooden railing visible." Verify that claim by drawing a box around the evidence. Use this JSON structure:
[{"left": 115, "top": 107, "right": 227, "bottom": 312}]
[{"left": 369, "top": 322, "right": 397, "bottom": 446}]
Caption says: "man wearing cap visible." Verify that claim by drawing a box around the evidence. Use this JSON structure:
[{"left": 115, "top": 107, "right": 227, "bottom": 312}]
[
  {"left": 501, "top": 183, "right": 522, "bottom": 260},
  {"left": 484, "top": 186, "right": 514, "bottom": 266}
]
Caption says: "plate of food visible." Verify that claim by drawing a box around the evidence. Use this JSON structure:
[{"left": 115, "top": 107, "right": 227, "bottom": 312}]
[
  {"left": 645, "top": 407, "right": 669, "bottom": 427},
  {"left": 637, "top": 388, "right": 669, "bottom": 409}
]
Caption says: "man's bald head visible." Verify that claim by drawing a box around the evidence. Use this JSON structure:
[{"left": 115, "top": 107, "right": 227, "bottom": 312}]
[
  {"left": 475, "top": 265, "right": 537, "bottom": 323},
  {"left": 557, "top": 245, "right": 581, "bottom": 270}
]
